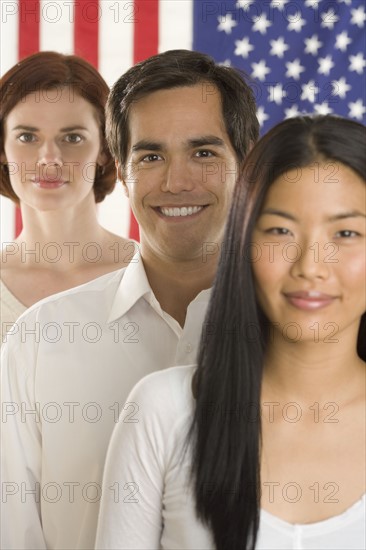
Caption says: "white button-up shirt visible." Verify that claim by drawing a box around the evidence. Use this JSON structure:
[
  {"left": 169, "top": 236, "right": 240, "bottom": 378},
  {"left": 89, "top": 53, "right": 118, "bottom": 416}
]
[{"left": 1, "top": 253, "right": 210, "bottom": 550}]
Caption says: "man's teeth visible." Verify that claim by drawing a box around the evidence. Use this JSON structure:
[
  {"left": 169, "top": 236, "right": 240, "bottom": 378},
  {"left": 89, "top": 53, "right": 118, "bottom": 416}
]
[{"left": 160, "top": 206, "right": 203, "bottom": 217}]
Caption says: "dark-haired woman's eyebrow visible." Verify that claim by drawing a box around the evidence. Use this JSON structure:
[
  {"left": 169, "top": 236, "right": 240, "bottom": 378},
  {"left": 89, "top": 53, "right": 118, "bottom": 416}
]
[
  {"left": 327, "top": 211, "right": 366, "bottom": 221},
  {"left": 260, "top": 208, "right": 298, "bottom": 222}
]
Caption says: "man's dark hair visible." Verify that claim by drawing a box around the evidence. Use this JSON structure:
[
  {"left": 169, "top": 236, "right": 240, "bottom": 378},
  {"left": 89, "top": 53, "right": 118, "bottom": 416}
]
[{"left": 106, "top": 49, "right": 259, "bottom": 169}]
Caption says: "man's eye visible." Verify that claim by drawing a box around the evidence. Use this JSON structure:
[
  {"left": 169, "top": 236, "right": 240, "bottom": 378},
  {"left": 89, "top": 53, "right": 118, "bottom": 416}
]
[
  {"left": 141, "top": 154, "right": 161, "bottom": 162},
  {"left": 18, "top": 133, "right": 36, "bottom": 143},
  {"left": 64, "top": 134, "right": 83, "bottom": 143},
  {"left": 195, "top": 150, "right": 214, "bottom": 158}
]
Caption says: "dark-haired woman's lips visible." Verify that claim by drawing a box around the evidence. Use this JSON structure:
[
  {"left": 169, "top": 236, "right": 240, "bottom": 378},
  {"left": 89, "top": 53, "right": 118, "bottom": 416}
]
[{"left": 283, "top": 291, "right": 337, "bottom": 310}]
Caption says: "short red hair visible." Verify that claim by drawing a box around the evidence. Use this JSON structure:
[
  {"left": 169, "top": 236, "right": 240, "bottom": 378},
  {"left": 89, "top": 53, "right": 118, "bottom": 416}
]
[{"left": 1, "top": 51, "right": 116, "bottom": 203}]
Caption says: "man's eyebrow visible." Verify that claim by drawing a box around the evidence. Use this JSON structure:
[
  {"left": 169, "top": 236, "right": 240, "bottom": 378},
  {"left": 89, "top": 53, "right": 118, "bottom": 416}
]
[
  {"left": 11, "top": 125, "right": 88, "bottom": 132},
  {"left": 188, "top": 136, "right": 225, "bottom": 148},
  {"left": 131, "top": 136, "right": 226, "bottom": 153},
  {"left": 131, "top": 140, "right": 163, "bottom": 152}
]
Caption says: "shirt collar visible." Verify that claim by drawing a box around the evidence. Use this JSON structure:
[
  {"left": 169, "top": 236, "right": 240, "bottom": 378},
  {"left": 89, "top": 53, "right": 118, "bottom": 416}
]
[
  {"left": 107, "top": 250, "right": 153, "bottom": 323},
  {"left": 107, "top": 251, "right": 213, "bottom": 324}
]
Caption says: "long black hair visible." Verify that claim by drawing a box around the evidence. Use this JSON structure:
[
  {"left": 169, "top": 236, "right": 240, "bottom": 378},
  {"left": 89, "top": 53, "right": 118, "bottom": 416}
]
[{"left": 189, "top": 115, "right": 366, "bottom": 549}]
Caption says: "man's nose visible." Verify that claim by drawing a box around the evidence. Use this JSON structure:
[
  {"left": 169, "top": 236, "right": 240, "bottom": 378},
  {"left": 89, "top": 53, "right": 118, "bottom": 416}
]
[{"left": 161, "top": 157, "right": 195, "bottom": 194}]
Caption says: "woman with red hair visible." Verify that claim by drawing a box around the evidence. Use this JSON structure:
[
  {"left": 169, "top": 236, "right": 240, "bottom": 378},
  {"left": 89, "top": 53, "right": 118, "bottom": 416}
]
[{"left": 0, "top": 52, "right": 134, "bottom": 344}]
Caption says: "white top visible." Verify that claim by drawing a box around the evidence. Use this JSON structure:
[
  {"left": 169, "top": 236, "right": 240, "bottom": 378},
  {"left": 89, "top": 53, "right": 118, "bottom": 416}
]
[
  {"left": 0, "top": 279, "right": 27, "bottom": 346},
  {"left": 0, "top": 254, "right": 210, "bottom": 550},
  {"left": 96, "top": 365, "right": 366, "bottom": 550}
]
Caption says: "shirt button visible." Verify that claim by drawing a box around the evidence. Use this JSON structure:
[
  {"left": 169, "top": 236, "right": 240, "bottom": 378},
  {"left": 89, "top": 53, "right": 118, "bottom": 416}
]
[{"left": 186, "top": 343, "right": 192, "bottom": 353}]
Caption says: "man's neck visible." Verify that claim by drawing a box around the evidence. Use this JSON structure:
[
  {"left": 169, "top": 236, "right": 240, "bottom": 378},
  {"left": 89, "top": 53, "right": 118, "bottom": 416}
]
[{"left": 142, "top": 251, "right": 217, "bottom": 327}]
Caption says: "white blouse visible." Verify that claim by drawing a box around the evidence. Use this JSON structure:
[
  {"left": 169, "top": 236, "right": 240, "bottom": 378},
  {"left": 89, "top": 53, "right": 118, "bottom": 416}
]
[
  {"left": 96, "top": 365, "right": 366, "bottom": 550},
  {"left": 0, "top": 278, "right": 27, "bottom": 346}
]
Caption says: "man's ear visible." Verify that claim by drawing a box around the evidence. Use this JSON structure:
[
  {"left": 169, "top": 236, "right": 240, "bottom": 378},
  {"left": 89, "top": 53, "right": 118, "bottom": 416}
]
[{"left": 116, "top": 160, "right": 129, "bottom": 197}]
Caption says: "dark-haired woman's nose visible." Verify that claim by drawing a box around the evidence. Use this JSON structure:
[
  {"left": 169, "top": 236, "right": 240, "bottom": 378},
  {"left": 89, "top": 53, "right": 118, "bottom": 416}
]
[{"left": 290, "top": 241, "right": 331, "bottom": 281}]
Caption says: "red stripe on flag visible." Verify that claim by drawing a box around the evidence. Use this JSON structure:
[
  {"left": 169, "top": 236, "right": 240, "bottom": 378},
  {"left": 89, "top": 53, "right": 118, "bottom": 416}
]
[
  {"left": 17, "top": 0, "right": 41, "bottom": 236},
  {"left": 129, "top": 0, "right": 159, "bottom": 240},
  {"left": 19, "top": 0, "right": 40, "bottom": 59},
  {"left": 74, "top": 0, "right": 99, "bottom": 67},
  {"left": 134, "top": 0, "right": 159, "bottom": 63}
]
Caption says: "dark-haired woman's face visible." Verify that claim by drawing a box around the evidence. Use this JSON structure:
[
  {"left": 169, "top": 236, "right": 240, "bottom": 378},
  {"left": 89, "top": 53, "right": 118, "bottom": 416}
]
[
  {"left": 2, "top": 87, "right": 106, "bottom": 211},
  {"left": 251, "top": 161, "right": 366, "bottom": 346}
]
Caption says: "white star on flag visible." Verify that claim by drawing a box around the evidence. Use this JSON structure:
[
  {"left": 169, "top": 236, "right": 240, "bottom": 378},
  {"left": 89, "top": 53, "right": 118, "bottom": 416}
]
[
  {"left": 318, "top": 55, "right": 335, "bottom": 75},
  {"left": 234, "top": 37, "right": 254, "bottom": 58},
  {"left": 287, "top": 13, "right": 306, "bottom": 32},
  {"left": 270, "top": 36, "right": 289, "bottom": 57},
  {"left": 335, "top": 31, "right": 352, "bottom": 52},
  {"left": 321, "top": 8, "right": 339, "bottom": 29},
  {"left": 332, "top": 77, "right": 351, "bottom": 99},
  {"left": 314, "top": 102, "right": 333, "bottom": 115},
  {"left": 349, "top": 52, "right": 366, "bottom": 74},
  {"left": 301, "top": 80, "right": 319, "bottom": 103},
  {"left": 251, "top": 59, "right": 271, "bottom": 81},
  {"left": 217, "top": 14, "right": 238, "bottom": 34},
  {"left": 256, "top": 106, "right": 269, "bottom": 126},
  {"left": 285, "top": 58, "right": 305, "bottom": 79},
  {"left": 285, "top": 105, "right": 302, "bottom": 118},
  {"left": 270, "top": 0, "right": 289, "bottom": 10},
  {"left": 305, "top": 0, "right": 320, "bottom": 8},
  {"left": 236, "top": 0, "right": 254, "bottom": 10},
  {"left": 304, "top": 34, "right": 323, "bottom": 55},
  {"left": 350, "top": 6, "right": 366, "bottom": 27},
  {"left": 268, "top": 84, "right": 285, "bottom": 105},
  {"left": 348, "top": 99, "right": 366, "bottom": 120},
  {"left": 252, "top": 13, "right": 273, "bottom": 34}
]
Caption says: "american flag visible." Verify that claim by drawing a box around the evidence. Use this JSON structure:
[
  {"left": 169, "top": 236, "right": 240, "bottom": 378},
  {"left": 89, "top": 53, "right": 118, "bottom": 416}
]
[
  {"left": 193, "top": 0, "right": 365, "bottom": 133},
  {"left": 1, "top": 0, "right": 365, "bottom": 242}
]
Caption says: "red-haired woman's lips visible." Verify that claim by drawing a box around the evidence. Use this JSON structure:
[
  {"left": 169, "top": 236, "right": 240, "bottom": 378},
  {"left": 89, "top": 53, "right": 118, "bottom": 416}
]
[
  {"left": 33, "top": 179, "right": 66, "bottom": 189},
  {"left": 284, "top": 291, "right": 337, "bottom": 310}
]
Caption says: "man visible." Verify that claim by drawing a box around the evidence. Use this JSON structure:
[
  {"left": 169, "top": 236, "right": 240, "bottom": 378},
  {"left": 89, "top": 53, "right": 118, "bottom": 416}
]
[{"left": 1, "top": 49, "right": 259, "bottom": 549}]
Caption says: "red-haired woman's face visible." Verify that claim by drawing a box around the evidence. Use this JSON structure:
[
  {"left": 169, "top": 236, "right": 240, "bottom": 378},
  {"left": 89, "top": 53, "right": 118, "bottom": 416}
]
[{"left": 1, "top": 87, "right": 106, "bottom": 212}]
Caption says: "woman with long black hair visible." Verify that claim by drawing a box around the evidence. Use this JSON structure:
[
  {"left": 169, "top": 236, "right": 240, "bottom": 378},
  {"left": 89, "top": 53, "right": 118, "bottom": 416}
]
[{"left": 96, "top": 115, "right": 366, "bottom": 549}]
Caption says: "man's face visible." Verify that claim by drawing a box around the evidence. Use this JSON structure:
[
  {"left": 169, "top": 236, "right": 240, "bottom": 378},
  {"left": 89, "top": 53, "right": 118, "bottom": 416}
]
[{"left": 119, "top": 84, "right": 239, "bottom": 264}]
